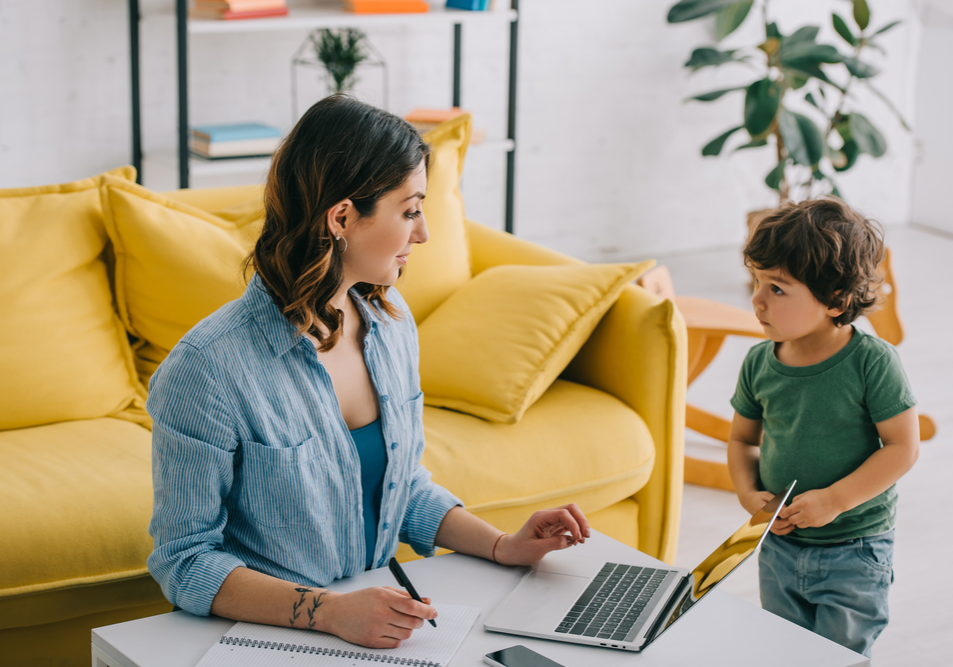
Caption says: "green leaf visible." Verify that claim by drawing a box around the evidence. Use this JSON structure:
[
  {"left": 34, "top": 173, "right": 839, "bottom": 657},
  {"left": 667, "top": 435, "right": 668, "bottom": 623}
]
[
  {"left": 765, "top": 161, "right": 787, "bottom": 190},
  {"left": 780, "top": 41, "right": 843, "bottom": 68},
  {"left": 783, "top": 64, "right": 844, "bottom": 92},
  {"left": 834, "top": 139, "right": 860, "bottom": 172},
  {"left": 734, "top": 139, "right": 769, "bottom": 151},
  {"left": 805, "top": 92, "right": 822, "bottom": 109},
  {"left": 687, "top": 86, "right": 748, "bottom": 102},
  {"left": 714, "top": 1, "right": 753, "bottom": 40},
  {"left": 849, "top": 113, "right": 887, "bottom": 157},
  {"left": 702, "top": 125, "right": 744, "bottom": 156},
  {"left": 832, "top": 13, "right": 856, "bottom": 46},
  {"left": 873, "top": 20, "right": 901, "bottom": 36},
  {"left": 842, "top": 56, "right": 880, "bottom": 78},
  {"left": 766, "top": 22, "right": 781, "bottom": 39},
  {"left": 853, "top": 0, "right": 870, "bottom": 30},
  {"left": 779, "top": 110, "right": 810, "bottom": 165},
  {"left": 786, "top": 26, "right": 820, "bottom": 44},
  {"left": 684, "top": 47, "right": 748, "bottom": 70},
  {"left": 667, "top": 0, "right": 738, "bottom": 23},
  {"left": 744, "top": 78, "right": 782, "bottom": 136},
  {"left": 795, "top": 113, "right": 825, "bottom": 164}
]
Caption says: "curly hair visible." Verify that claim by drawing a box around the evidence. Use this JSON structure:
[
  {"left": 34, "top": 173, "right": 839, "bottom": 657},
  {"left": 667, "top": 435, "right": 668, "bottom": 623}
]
[
  {"left": 247, "top": 95, "right": 430, "bottom": 351},
  {"left": 743, "top": 197, "right": 885, "bottom": 327}
]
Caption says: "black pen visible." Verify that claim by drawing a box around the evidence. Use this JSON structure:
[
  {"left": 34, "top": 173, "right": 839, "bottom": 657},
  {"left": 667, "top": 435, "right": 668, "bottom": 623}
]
[{"left": 388, "top": 557, "right": 437, "bottom": 627}]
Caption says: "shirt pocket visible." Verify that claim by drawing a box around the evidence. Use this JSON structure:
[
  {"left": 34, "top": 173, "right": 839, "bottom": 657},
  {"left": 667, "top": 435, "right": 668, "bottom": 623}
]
[
  {"left": 399, "top": 391, "right": 425, "bottom": 487},
  {"left": 236, "top": 436, "right": 334, "bottom": 528}
]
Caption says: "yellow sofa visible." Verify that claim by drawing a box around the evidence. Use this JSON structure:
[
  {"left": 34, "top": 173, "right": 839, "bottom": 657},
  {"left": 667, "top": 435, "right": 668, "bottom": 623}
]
[{"left": 0, "top": 116, "right": 686, "bottom": 667}]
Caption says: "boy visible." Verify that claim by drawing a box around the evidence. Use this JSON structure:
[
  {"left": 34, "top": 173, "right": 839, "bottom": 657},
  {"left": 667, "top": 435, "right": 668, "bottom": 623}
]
[{"left": 727, "top": 197, "right": 919, "bottom": 659}]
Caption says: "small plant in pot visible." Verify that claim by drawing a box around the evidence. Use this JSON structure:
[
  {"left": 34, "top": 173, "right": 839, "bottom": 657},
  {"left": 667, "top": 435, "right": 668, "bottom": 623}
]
[
  {"left": 311, "top": 27, "right": 369, "bottom": 95},
  {"left": 666, "top": 0, "right": 909, "bottom": 204}
]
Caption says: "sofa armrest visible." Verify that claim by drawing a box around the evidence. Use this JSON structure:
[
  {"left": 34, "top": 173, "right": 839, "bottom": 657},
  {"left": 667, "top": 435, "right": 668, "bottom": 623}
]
[
  {"left": 563, "top": 286, "right": 686, "bottom": 564},
  {"left": 466, "top": 220, "right": 686, "bottom": 564}
]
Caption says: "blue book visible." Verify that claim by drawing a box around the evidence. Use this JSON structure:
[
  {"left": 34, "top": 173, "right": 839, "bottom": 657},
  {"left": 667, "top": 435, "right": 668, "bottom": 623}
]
[
  {"left": 446, "top": 0, "right": 484, "bottom": 10},
  {"left": 190, "top": 122, "right": 281, "bottom": 143}
]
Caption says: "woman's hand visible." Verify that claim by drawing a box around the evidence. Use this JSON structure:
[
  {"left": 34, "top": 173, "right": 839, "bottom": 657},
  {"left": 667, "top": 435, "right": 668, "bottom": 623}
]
[
  {"left": 320, "top": 586, "right": 437, "bottom": 649},
  {"left": 494, "top": 503, "right": 590, "bottom": 566}
]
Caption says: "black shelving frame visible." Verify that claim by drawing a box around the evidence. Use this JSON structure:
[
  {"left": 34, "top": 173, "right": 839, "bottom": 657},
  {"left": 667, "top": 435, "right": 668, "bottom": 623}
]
[{"left": 128, "top": 1, "right": 519, "bottom": 233}]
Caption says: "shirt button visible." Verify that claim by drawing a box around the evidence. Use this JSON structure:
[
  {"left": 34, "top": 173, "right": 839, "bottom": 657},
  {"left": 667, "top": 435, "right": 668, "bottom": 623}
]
[
  {"left": 383, "top": 523, "right": 390, "bottom": 530},
  {"left": 381, "top": 395, "right": 389, "bottom": 402},
  {"left": 391, "top": 442, "right": 398, "bottom": 450},
  {"left": 389, "top": 482, "right": 396, "bottom": 490}
]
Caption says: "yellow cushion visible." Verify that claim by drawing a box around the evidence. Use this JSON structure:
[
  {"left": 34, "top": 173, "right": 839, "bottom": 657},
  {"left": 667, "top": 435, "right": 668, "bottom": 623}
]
[
  {"left": 0, "top": 167, "right": 146, "bottom": 430},
  {"left": 100, "top": 176, "right": 262, "bottom": 386},
  {"left": 0, "top": 418, "right": 161, "bottom": 629},
  {"left": 421, "top": 380, "right": 655, "bottom": 532},
  {"left": 417, "top": 261, "right": 654, "bottom": 423},
  {"left": 397, "top": 114, "right": 473, "bottom": 323}
]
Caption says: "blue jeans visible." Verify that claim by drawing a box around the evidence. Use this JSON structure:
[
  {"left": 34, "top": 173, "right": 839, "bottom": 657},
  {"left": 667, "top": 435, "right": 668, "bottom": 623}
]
[{"left": 759, "top": 530, "right": 894, "bottom": 659}]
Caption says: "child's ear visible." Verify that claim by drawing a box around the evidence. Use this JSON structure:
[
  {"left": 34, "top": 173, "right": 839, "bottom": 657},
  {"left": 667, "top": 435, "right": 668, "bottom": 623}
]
[{"left": 826, "top": 291, "right": 851, "bottom": 318}]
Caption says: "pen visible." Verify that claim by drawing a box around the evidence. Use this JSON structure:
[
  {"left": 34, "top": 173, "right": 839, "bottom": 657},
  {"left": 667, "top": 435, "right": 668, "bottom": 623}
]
[{"left": 388, "top": 556, "right": 437, "bottom": 627}]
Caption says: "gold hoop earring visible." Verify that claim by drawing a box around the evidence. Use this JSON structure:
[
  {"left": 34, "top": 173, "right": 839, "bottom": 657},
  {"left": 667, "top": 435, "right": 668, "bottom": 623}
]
[{"left": 335, "top": 235, "right": 347, "bottom": 253}]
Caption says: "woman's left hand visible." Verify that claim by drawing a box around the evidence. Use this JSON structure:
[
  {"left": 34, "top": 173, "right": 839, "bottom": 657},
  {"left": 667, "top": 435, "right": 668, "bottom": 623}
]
[{"left": 494, "top": 504, "right": 590, "bottom": 566}]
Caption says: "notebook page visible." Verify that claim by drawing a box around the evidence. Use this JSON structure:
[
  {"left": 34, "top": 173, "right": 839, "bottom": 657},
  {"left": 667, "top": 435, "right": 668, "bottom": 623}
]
[{"left": 196, "top": 602, "right": 481, "bottom": 667}]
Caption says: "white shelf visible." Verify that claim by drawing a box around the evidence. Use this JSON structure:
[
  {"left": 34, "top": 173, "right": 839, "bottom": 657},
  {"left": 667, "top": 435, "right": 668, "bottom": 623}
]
[
  {"left": 142, "top": 138, "right": 512, "bottom": 190},
  {"left": 160, "top": 6, "right": 517, "bottom": 35}
]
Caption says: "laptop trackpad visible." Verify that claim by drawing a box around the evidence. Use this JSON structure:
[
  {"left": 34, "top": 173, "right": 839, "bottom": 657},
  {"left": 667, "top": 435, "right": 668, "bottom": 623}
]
[{"left": 485, "top": 571, "right": 588, "bottom": 633}]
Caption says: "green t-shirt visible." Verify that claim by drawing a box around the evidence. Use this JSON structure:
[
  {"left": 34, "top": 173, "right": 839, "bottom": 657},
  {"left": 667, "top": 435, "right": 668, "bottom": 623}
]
[{"left": 730, "top": 327, "right": 916, "bottom": 543}]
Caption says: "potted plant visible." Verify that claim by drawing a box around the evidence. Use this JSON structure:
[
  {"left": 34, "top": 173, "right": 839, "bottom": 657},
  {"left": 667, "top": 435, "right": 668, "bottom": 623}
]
[
  {"left": 666, "top": 0, "right": 909, "bottom": 203},
  {"left": 311, "top": 28, "right": 369, "bottom": 95}
]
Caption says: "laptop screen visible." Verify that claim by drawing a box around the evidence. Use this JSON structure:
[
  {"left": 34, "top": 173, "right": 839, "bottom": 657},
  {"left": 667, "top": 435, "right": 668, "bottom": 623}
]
[{"left": 648, "top": 482, "right": 795, "bottom": 644}]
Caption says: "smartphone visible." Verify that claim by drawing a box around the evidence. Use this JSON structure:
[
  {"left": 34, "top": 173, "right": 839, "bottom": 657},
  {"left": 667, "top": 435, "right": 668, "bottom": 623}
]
[{"left": 483, "top": 645, "right": 565, "bottom": 667}]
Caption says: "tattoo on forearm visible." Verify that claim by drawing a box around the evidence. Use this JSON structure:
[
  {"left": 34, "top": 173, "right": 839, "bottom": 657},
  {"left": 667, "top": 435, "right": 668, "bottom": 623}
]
[
  {"left": 307, "top": 591, "right": 328, "bottom": 630},
  {"left": 290, "top": 587, "right": 328, "bottom": 630}
]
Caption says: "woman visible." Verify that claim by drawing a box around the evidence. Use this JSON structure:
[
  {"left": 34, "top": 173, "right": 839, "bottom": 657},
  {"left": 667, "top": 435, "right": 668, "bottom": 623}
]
[{"left": 146, "top": 95, "right": 589, "bottom": 649}]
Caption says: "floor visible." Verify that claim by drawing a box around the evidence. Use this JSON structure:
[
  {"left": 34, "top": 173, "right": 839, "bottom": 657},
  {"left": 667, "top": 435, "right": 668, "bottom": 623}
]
[{"left": 659, "top": 226, "right": 952, "bottom": 666}]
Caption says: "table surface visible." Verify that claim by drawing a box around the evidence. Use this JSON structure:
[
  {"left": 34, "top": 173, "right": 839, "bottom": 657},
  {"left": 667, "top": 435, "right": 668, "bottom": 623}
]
[{"left": 92, "top": 532, "right": 868, "bottom": 667}]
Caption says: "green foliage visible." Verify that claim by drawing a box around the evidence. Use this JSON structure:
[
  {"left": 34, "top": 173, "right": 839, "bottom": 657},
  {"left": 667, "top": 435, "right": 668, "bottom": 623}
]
[
  {"left": 311, "top": 28, "right": 369, "bottom": 95},
  {"left": 667, "top": 0, "right": 908, "bottom": 203}
]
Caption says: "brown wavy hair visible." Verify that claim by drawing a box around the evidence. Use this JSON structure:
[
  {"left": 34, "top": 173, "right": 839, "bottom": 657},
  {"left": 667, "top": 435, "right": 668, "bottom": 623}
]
[
  {"left": 248, "top": 95, "right": 430, "bottom": 351},
  {"left": 743, "top": 196, "right": 885, "bottom": 327}
]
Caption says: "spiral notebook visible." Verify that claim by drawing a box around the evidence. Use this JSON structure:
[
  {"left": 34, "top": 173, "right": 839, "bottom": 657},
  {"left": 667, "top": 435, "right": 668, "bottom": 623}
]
[{"left": 195, "top": 603, "right": 481, "bottom": 667}]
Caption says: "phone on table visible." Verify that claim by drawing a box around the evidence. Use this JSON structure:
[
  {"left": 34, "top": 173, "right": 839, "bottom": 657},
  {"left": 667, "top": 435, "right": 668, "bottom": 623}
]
[{"left": 484, "top": 645, "right": 565, "bottom": 667}]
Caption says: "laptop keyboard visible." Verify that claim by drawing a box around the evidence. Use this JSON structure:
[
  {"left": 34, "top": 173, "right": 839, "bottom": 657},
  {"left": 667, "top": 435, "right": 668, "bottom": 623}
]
[{"left": 555, "top": 562, "right": 668, "bottom": 641}]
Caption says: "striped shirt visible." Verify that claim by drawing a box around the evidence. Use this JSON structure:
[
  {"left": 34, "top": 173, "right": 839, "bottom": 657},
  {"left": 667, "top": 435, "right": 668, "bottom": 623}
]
[{"left": 146, "top": 273, "right": 462, "bottom": 616}]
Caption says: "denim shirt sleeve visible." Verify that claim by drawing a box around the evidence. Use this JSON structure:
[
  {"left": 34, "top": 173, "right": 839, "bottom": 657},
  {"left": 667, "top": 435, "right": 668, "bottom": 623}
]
[{"left": 146, "top": 341, "right": 245, "bottom": 616}]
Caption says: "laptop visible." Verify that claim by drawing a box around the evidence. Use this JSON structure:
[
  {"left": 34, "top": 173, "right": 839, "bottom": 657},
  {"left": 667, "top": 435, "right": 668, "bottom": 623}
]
[{"left": 484, "top": 481, "right": 795, "bottom": 652}]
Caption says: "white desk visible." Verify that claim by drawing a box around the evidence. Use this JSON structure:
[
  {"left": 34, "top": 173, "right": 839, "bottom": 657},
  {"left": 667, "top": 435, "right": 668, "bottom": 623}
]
[{"left": 92, "top": 532, "right": 868, "bottom": 667}]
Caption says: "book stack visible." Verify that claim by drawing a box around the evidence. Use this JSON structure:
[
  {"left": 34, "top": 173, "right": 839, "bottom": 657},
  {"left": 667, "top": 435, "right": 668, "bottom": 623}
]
[
  {"left": 405, "top": 107, "right": 484, "bottom": 143},
  {"left": 190, "top": 123, "right": 282, "bottom": 159},
  {"left": 343, "top": 0, "right": 429, "bottom": 14},
  {"left": 190, "top": 0, "right": 289, "bottom": 20}
]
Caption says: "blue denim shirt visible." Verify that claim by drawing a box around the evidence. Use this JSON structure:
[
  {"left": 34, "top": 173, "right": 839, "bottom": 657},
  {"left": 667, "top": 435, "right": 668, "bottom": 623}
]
[{"left": 146, "top": 274, "right": 462, "bottom": 616}]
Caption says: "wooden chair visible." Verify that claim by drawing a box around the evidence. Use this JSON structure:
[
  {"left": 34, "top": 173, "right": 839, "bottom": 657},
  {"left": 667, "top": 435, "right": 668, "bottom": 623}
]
[{"left": 638, "top": 252, "right": 936, "bottom": 492}]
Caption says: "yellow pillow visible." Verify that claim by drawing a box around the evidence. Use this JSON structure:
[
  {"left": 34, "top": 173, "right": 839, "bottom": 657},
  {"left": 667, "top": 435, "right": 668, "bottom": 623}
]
[
  {"left": 100, "top": 176, "right": 263, "bottom": 387},
  {"left": 417, "top": 261, "right": 654, "bottom": 424},
  {"left": 0, "top": 167, "right": 147, "bottom": 430},
  {"left": 397, "top": 113, "right": 473, "bottom": 323}
]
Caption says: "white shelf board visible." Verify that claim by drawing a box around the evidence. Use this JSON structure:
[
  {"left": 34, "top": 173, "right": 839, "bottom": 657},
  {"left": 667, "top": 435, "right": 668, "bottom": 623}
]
[{"left": 155, "top": 6, "right": 517, "bottom": 35}]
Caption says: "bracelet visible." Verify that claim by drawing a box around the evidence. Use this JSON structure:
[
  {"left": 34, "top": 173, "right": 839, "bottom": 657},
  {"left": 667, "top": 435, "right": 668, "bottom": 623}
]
[{"left": 491, "top": 533, "right": 507, "bottom": 564}]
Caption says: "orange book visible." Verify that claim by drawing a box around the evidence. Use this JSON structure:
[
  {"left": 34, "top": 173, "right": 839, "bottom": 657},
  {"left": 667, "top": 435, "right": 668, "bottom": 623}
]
[
  {"left": 343, "top": 0, "right": 429, "bottom": 14},
  {"left": 190, "top": 5, "right": 289, "bottom": 19},
  {"left": 405, "top": 107, "right": 465, "bottom": 124}
]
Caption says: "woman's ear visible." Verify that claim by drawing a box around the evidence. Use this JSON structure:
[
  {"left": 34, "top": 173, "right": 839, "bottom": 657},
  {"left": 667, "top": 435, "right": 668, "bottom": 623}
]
[{"left": 326, "top": 199, "right": 354, "bottom": 238}]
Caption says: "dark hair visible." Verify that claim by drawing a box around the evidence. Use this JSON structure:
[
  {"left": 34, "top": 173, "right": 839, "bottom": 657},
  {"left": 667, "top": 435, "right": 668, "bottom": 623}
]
[
  {"left": 743, "top": 196, "right": 885, "bottom": 327},
  {"left": 249, "top": 95, "right": 430, "bottom": 351}
]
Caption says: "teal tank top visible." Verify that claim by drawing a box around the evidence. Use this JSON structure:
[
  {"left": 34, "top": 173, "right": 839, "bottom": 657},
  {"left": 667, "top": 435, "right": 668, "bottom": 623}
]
[{"left": 349, "top": 418, "right": 387, "bottom": 569}]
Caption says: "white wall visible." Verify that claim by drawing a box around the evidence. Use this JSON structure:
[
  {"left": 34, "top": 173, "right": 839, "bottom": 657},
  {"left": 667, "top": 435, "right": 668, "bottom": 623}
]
[
  {"left": 910, "top": 0, "right": 953, "bottom": 236},
  {"left": 0, "top": 0, "right": 925, "bottom": 261}
]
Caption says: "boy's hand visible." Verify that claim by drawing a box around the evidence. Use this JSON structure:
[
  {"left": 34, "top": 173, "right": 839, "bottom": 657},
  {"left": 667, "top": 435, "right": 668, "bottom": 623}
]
[
  {"left": 739, "top": 490, "right": 795, "bottom": 535},
  {"left": 779, "top": 489, "right": 841, "bottom": 530}
]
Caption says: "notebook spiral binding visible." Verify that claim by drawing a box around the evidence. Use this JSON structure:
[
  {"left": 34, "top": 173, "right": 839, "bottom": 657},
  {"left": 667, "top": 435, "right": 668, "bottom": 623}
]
[{"left": 219, "top": 636, "right": 443, "bottom": 666}]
